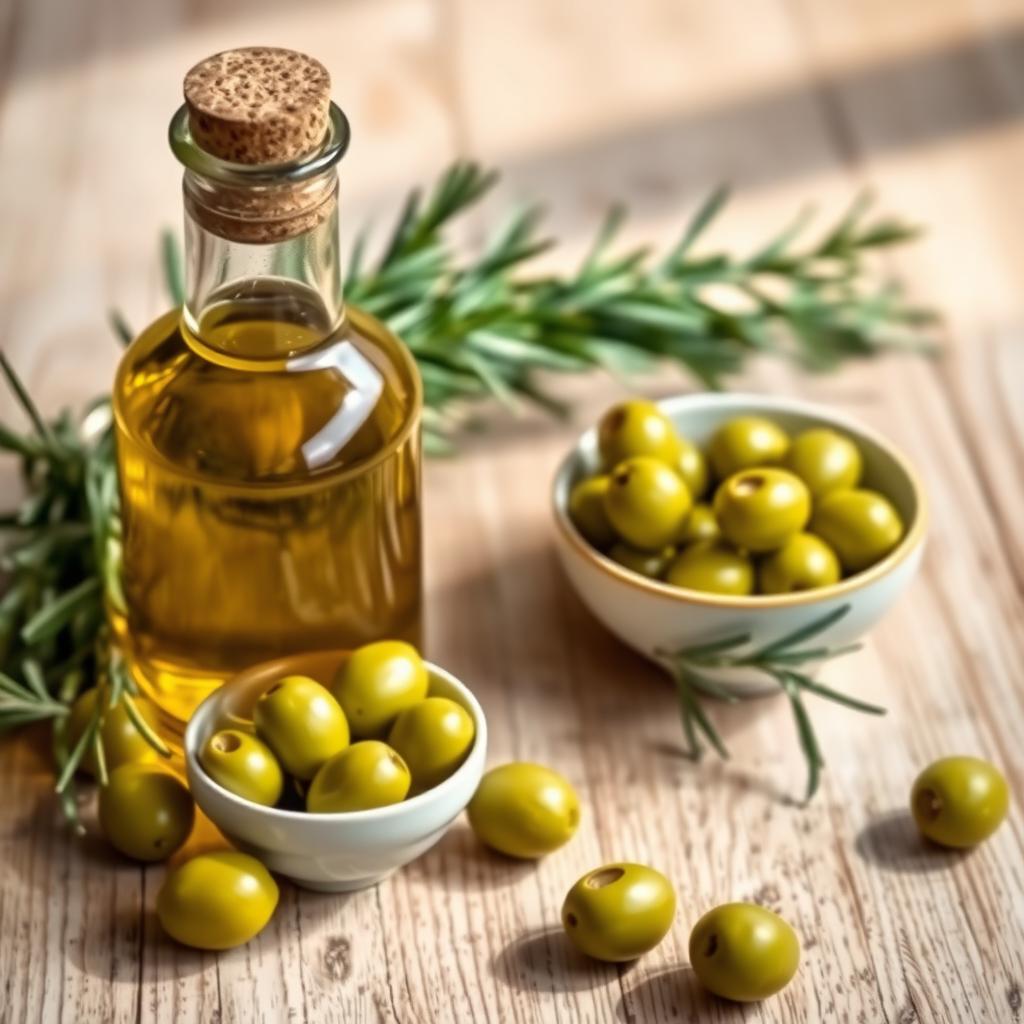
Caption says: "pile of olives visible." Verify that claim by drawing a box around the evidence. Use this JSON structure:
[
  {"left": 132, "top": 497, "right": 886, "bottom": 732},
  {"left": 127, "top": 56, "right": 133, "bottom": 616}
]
[
  {"left": 199, "top": 640, "right": 476, "bottom": 813},
  {"left": 568, "top": 399, "right": 907, "bottom": 595}
]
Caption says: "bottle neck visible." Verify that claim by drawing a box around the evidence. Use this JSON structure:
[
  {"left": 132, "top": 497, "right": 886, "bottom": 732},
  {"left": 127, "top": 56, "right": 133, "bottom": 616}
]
[{"left": 181, "top": 168, "right": 344, "bottom": 362}]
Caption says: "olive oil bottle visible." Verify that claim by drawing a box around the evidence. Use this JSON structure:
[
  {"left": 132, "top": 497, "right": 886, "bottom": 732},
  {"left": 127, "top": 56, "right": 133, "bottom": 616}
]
[{"left": 111, "top": 48, "right": 422, "bottom": 733}]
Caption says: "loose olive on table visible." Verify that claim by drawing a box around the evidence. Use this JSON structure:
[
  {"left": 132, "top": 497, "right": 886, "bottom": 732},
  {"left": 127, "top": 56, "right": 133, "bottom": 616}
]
[
  {"left": 307, "top": 740, "right": 412, "bottom": 813},
  {"left": 157, "top": 851, "right": 279, "bottom": 950},
  {"left": 99, "top": 763, "right": 195, "bottom": 862},
  {"left": 604, "top": 456, "right": 692, "bottom": 551},
  {"left": 911, "top": 756, "right": 1009, "bottom": 848},
  {"left": 253, "top": 674, "right": 350, "bottom": 781},
  {"left": 689, "top": 902, "right": 800, "bottom": 1002},
  {"left": 332, "top": 640, "right": 429, "bottom": 738},
  {"left": 200, "top": 728, "right": 284, "bottom": 807},
  {"left": 467, "top": 762, "right": 580, "bottom": 859},
  {"left": 561, "top": 863, "right": 676, "bottom": 962},
  {"left": 388, "top": 696, "right": 476, "bottom": 791}
]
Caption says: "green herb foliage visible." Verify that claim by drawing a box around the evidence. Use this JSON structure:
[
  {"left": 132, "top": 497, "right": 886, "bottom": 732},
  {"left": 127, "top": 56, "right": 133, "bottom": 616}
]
[
  {"left": 662, "top": 605, "right": 885, "bottom": 802},
  {"left": 0, "top": 163, "right": 932, "bottom": 819}
]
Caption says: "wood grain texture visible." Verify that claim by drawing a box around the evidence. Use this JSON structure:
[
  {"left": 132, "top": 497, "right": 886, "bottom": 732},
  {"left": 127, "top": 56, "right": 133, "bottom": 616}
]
[{"left": 1, "top": 1, "right": 1023, "bottom": 1021}]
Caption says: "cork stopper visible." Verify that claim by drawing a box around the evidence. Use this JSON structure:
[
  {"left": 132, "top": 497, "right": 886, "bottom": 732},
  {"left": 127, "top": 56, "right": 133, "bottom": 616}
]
[{"left": 184, "top": 47, "right": 331, "bottom": 165}]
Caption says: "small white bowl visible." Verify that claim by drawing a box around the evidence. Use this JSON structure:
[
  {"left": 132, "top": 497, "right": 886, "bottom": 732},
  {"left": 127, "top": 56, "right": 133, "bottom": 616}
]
[
  {"left": 552, "top": 393, "right": 928, "bottom": 696},
  {"left": 184, "top": 651, "right": 487, "bottom": 892}
]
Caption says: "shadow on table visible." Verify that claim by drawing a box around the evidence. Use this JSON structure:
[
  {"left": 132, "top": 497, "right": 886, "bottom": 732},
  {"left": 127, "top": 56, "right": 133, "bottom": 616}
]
[
  {"left": 854, "top": 809, "right": 970, "bottom": 874},
  {"left": 616, "top": 967, "right": 728, "bottom": 1022},
  {"left": 404, "top": 823, "right": 542, "bottom": 894},
  {"left": 492, "top": 925, "right": 623, "bottom": 994}
]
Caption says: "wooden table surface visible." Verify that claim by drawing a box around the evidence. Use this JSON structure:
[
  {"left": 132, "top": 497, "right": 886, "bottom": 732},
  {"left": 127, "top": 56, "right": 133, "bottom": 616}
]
[{"left": 2, "top": 1, "right": 1023, "bottom": 1021}]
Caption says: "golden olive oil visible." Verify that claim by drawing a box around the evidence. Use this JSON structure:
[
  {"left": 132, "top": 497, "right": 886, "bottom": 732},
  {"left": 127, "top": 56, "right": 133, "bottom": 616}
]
[{"left": 112, "top": 285, "right": 422, "bottom": 733}]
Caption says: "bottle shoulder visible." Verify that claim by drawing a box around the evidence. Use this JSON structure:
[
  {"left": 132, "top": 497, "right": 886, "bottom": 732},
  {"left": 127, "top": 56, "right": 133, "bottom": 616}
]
[{"left": 114, "top": 306, "right": 420, "bottom": 486}]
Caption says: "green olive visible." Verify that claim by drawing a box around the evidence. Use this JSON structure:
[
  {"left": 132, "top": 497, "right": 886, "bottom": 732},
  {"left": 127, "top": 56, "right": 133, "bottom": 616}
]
[
  {"left": 568, "top": 475, "right": 617, "bottom": 549},
  {"left": 332, "top": 640, "right": 429, "bottom": 738},
  {"left": 677, "top": 503, "right": 720, "bottom": 546},
  {"left": 597, "top": 399, "right": 680, "bottom": 469},
  {"left": 98, "top": 764, "right": 194, "bottom": 862},
  {"left": 676, "top": 436, "right": 709, "bottom": 499},
  {"left": 784, "top": 427, "right": 862, "bottom": 497},
  {"left": 157, "top": 851, "right": 279, "bottom": 950},
  {"left": 689, "top": 902, "right": 800, "bottom": 1002},
  {"left": 665, "top": 541, "right": 754, "bottom": 596},
  {"left": 388, "top": 697, "right": 475, "bottom": 790},
  {"left": 708, "top": 416, "right": 790, "bottom": 478},
  {"left": 307, "top": 740, "right": 411, "bottom": 813},
  {"left": 608, "top": 542, "right": 675, "bottom": 579},
  {"left": 911, "top": 756, "right": 1009, "bottom": 848},
  {"left": 467, "top": 762, "right": 580, "bottom": 858},
  {"left": 253, "top": 674, "right": 349, "bottom": 781},
  {"left": 561, "top": 863, "right": 676, "bottom": 962},
  {"left": 713, "top": 468, "right": 810, "bottom": 553},
  {"left": 200, "top": 728, "right": 284, "bottom": 807},
  {"left": 758, "top": 533, "right": 841, "bottom": 594},
  {"left": 68, "top": 688, "right": 159, "bottom": 776},
  {"left": 810, "top": 488, "right": 904, "bottom": 573},
  {"left": 604, "top": 456, "right": 692, "bottom": 550}
]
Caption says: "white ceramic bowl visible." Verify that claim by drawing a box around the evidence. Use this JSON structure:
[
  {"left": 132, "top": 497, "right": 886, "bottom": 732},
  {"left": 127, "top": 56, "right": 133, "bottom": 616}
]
[
  {"left": 184, "top": 651, "right": 487, "bottom": 892},
  {"left": 552, "top": 393, "right": 928, "bottom": 695}
]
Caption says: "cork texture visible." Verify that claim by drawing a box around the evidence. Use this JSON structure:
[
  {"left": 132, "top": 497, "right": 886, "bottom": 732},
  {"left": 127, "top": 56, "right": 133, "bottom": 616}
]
[{"left": 184, "top": 47, "right": 331, "bottom": 164}]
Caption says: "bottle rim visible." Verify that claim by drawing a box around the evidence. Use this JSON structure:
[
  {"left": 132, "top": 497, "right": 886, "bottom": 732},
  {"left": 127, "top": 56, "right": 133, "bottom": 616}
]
[{"left": 168, "top": 102, "right": 351, "bottom": 186}]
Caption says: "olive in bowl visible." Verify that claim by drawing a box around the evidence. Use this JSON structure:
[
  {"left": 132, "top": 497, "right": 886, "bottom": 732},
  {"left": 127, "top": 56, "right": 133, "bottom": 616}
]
[
  {"left": 184, "top": 650, "right": 487, "bottom": 892},
  {"left": 552, "top": 393, "right": 926, "bottom": 696}
]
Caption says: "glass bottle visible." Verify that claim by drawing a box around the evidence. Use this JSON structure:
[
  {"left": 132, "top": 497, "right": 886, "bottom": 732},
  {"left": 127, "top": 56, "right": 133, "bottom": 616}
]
[{"left": 111, "top": 50, "right": 423, "bottom": 736}]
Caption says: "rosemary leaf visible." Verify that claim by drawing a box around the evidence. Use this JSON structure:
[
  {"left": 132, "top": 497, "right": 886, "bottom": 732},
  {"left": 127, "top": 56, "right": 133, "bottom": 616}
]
[
  {"left": 785, "top": 668, "right": 887, "bottom": 715},
  {"left": 748, "top": 604, "right": 852, "bottom": 660},
  {"left": 20, "top": 577, "right": 101, "bottom": 646},
  {"left": 92, "top": 727, "right": 109, "bottom": 787},
  {"left": 675, "top": 674, "right": 702, "bottom": 761},
  {"left": 678, "top": 667, "right": 729, "bottom": 759},
  {"left": 122, "top": 693, "right": 171, "bottom": 758},
  {"left": 662, "top": 183, "right": 730, "bottom": 269},
  {"left": 109, "top": 310, "right": 134, "bottom": 347},
  {"left": 55, "top": 711, "right": 99, "bottom": 793},
  {"left": 0, "top": 352, "right": 52, "bottom": 443},
  {"left": 777, "top": 671, "right": 824, "bottom": 802}
]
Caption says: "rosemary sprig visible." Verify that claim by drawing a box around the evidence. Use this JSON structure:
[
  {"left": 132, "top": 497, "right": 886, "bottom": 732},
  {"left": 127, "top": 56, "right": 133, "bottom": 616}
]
[
  {"left": 660, "top": 605, "right": 886, "bottom": 802},
  {"left": 0, "top": 163, "right": 930, "bottom": 819},
  {"left": 347, "top": 163, "right": 936, "bottom": 448}
]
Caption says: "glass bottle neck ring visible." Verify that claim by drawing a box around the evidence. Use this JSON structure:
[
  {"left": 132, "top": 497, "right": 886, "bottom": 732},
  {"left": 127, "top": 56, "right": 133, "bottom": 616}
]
[{"left": 168, "top": 102, "right": 351, "bottom": 186}]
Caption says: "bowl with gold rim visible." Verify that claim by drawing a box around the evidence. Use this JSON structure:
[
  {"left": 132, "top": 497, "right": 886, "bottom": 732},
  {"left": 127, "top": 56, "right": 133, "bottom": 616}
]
[
  {"left": 184, "top": 650, "right": 487, "bottom": 892},
  {"left": 551, "top": 393, "right": 927, "bottom": 696}
]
